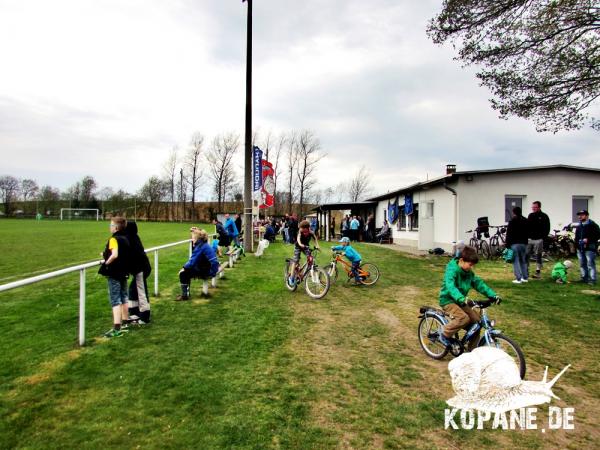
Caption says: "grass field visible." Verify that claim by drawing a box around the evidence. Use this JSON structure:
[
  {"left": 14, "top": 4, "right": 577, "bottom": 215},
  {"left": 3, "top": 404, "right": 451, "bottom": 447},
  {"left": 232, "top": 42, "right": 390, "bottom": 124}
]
[{"left": 0, "top": 219, "right": 599, "bottom": 449}]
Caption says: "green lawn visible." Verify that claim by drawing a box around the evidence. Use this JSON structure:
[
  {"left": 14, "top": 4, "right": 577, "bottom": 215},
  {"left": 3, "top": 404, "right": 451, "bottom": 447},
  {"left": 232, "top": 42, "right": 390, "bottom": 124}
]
[{"left": 0, "top": 219, "right": 598, "bottom": 449}]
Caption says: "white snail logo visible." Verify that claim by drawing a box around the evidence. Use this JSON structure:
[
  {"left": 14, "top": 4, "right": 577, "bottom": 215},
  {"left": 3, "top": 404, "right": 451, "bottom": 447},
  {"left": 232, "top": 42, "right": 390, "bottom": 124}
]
[{"left": 446, "top": 347, "right": 570, "bottom": 414}]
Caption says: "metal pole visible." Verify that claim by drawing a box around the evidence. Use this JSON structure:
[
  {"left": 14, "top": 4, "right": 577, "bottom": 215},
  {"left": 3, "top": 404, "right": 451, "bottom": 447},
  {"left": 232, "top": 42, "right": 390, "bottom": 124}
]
[
  {"left": 243, "top": 0, "right": 253, "bottom": 252},
  {"left": 154, "top": 250, "right": 159, "bottom": 296},
  {"left": 79, "top": 268, "right": 86, "bottom": 346},
  {"left": 189, "top": 240, "right": 193, "bottom": 257}
]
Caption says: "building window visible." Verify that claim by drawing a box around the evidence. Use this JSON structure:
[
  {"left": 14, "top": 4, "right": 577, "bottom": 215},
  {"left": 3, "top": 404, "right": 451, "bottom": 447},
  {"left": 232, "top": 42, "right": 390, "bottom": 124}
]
[
  {"left": 410, "top": 204, "right": 419, "bottom": 231},
  {"left": 398, "top": 205, "right": 406, "bottom": 231},
  {"left": 505, "top": 196, "right": 524, "bottom": 222},
  {"left": 572, "top": 197, "right": 590, "bottom": 222}
]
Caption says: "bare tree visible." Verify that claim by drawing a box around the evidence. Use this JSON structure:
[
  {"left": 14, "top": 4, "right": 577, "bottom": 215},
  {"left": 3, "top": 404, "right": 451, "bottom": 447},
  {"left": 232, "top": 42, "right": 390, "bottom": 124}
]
[
  {"left": 21, "top": 179, "right": 39, "bottom": 202},
  {"left": 185, "top": 133, "right": 204, "bottom": 220},
  {"left": 80, "top": 176, "right": 97, "bottom": 205},
  {"left": 269, "top": 133, "right": 285, "bottom": 215},
  {"left": 284, "top": 131, "right": 298, "bottom": 214},
  {"left": 178, "top": 168, "right": 186, "bottom": 222},
  {"left": 138, "top": 176, "right": 168, "bottom": 221},
  {"left": 206, "top": 132, "right": 240, "bottom": 213},
  {"left": 348, "top": 165, "right": 372, "bottom": 202},
  {"left": 163, "top": 146, "right": 178, "bottom": 221},
  {"left": 295, "top": 130, "right": 324, "bottom": 217},
  {"left": 0, "top": 175, "right": 20, "bottom": 215}
]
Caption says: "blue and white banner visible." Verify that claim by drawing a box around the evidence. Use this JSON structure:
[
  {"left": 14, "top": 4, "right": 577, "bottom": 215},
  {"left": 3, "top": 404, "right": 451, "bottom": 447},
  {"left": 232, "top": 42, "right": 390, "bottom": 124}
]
[
  {"left": 253, "top": 146, "right": 263, "bottom": 192},
  {"left": 405, "top": 193, "right": 414, "bottom": 215}
]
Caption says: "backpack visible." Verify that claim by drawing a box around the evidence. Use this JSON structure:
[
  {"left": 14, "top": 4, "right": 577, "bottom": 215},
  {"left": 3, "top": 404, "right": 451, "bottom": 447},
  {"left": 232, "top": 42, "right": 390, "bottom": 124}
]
[{"left": 502, "top": 248, "right": 514, "bottom": 263}]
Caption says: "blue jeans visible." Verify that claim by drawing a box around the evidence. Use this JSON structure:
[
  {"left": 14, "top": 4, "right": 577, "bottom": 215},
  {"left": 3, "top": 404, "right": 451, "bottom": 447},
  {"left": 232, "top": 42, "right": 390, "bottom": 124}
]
[
  {"left": 577, "top": 249, "right": 596, "bottom": 283},
  {"left": 351, "top": 260, "right": 361, "bottom": 281},
  {"left": 512, "top": 244, "right": 528, "bottom": 281}
]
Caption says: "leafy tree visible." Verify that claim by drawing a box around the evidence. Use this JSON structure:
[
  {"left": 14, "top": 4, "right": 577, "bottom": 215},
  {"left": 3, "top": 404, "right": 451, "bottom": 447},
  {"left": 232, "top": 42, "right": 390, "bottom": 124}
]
[
  {"left": 38, "top": 185, "right": 61, "bottom": 215},
  {"left": 428, "top": 0, "right": 600, "bottom": 132},
  {"left": 138, "top": 176, "right": 168, "bottom": 221},
  {"left": 0, "top": 175, "right": 20, "bottom": 215}
]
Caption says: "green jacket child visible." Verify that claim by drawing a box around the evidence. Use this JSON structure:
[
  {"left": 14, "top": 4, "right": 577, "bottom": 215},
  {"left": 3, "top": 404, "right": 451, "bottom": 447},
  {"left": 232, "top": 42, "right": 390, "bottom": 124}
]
[
  {"left": 551, "top": 260, "right": 573, "bottom": 284},
  {"left": 439, "top": 258, "right": 497, "bottom": 307}
]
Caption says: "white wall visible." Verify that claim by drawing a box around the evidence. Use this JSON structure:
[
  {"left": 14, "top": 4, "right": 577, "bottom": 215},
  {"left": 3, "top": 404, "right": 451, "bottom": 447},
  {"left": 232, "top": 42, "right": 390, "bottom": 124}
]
[
  {"left": 373, "top": 168, "right": 600, "bottom": 252},
  {"left": 455, "top": 169, "right": 600, "bottom": 243}
]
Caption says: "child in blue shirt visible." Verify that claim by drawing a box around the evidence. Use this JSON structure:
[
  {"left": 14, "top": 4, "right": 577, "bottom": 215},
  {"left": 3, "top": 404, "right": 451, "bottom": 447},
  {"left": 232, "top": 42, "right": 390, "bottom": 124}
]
[{"left": 331, "top": 237, "right": 362, "bottom": 282}]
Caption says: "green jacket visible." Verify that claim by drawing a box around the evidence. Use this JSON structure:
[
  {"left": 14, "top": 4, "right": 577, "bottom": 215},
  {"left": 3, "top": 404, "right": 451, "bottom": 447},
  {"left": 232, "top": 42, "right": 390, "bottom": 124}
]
[
  {"left": 439, "top": 258, "right": 497, "bottom": 307},
  {"left": 551, "top": 262, "right": 568, "bottom": 282}
]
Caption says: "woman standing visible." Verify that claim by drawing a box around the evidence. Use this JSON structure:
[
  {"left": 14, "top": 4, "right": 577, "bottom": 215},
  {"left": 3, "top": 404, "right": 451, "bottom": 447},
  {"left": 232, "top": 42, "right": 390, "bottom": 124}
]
[{"left": 505, "top": 206, "right": 529, "bottom": 284}]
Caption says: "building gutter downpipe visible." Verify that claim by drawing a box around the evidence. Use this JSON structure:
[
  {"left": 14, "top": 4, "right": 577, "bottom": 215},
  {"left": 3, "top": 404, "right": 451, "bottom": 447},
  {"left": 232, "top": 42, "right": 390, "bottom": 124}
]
[{"left": 444, "top": 179, "right": 458, "bottom": 245}]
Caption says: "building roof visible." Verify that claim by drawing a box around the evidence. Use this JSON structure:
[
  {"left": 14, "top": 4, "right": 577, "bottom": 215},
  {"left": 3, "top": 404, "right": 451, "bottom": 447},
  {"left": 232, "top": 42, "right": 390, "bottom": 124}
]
[
  {"left": 313, "top": 201, "right": 377, "bottom": 212},
  {"left": 367, "top": 164, "right": 600, "bottom": 202}
]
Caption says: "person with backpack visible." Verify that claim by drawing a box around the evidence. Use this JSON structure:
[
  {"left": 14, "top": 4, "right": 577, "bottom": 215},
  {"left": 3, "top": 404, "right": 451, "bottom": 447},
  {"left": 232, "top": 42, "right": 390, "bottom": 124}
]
[
  {"left": 98, "top": 216, "right": 131, "bottom": 337},
  {"left": 176, "top": 228, "right": 220, "bottom": 301},
  {"left": 124, "top": 221, "right": 152, "bottom": 324}
]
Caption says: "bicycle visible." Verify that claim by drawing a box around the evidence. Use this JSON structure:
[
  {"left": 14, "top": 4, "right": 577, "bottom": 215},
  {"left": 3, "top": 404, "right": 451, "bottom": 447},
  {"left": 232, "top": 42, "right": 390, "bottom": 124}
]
[
  {"left": 325, "top": 251, "right": 380, "bottom": 286},
  {"left": 284, "top": 247, "right": 331, "bottom": 299},
  {"left": 466, "top": 228, "right": 491, "bottom": 259},
  {"left": 546, "top": 226, "right": 576, "bottom": 258},
  {"left": 488, "top": 225, "right": 507, "bottom": 258},
  {"left": 417, "top": 298, "right": 526, "bottom": 379}
]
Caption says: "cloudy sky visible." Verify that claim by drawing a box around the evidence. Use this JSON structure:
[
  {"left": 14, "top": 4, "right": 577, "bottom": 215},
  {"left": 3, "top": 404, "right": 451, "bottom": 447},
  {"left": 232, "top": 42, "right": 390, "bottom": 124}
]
[{"left": 0, "top": 0, "right": 598, "bottom": 200}]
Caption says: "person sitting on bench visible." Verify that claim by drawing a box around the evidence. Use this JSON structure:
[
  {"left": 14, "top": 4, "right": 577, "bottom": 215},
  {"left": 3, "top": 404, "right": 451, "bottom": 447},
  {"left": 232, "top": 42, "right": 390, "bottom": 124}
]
[
  {"left": 176, "top": 228, "right": 220, "bottom": 301},
  {"left": 376, "top": 220, "right": 390, "bottom": 243}
]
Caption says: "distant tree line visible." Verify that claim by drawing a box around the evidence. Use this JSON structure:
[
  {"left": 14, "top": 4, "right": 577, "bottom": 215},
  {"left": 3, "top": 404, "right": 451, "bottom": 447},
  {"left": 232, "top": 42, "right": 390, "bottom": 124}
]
[{"left": 0, "top": 129, "right": 374, "bottom": 220}]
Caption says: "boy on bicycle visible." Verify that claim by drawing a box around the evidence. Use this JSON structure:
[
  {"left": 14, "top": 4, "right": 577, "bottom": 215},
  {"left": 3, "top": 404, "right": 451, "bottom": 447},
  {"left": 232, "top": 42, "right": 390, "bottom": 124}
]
[
  {"left": 438, "top": 246, "right": 500, "bottom": 350},
  {"left": 288, "top": 219, "right": 320, "bottom": 285},
  {"left": 331, "top": 236, "right": 363, "bottom": 283}
]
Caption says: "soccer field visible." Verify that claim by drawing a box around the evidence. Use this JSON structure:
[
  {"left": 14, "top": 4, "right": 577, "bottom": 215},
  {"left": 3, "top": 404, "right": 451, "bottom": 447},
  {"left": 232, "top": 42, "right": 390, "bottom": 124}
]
[{"left": 0, "top": 220, "right": 599, "bottom": 449}]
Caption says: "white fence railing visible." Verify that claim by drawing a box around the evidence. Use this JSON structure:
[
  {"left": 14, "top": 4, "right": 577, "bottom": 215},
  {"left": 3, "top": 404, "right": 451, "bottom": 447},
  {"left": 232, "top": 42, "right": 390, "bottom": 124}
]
[{"left": 0, "top": 239, "right": 193, "bottom": 346}]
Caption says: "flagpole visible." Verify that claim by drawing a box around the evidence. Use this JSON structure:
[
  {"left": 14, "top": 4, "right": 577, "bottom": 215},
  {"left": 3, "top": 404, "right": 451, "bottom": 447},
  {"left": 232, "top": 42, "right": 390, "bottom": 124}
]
[{"left": 243, "top": 0, "right": 253, "bottom": 252}]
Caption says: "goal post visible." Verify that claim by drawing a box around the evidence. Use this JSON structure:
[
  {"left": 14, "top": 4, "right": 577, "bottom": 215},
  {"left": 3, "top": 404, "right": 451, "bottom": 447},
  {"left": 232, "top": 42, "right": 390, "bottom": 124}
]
[{"left": 60, "top": 208, "right": 100, "bottom": 221}]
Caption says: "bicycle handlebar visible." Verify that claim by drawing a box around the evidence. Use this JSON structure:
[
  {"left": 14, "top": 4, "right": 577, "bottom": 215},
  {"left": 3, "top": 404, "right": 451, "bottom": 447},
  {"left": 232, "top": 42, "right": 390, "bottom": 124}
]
[{"left": 466, "top": 297, "right": 502, "bottom": 308}]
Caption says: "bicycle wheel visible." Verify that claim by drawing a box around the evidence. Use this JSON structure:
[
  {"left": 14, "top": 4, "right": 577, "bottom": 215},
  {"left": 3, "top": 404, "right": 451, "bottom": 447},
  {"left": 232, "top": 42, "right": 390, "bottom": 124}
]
[
  {"left": 469, "top": 238, "right": 478, "bottom": 248},
  {"left": 304, "top": 266, "right": 330, "bottom": 299},
  {"left": 479, "top": 240, "right": 491, "bottom": 259},
  {"left": 358, "top": 262, "right": 380, "bottom": 286},
  {"left": 326, "top": 262, "right": 338, "bottom": 283},
  {"left": 283, "top": 261, "right": 297, "bottom": 292},
  {"left": 418, "top": 315, "right": 449, "bottom": 360},
  {"left": 478, "top": 333, "right": 526, "bottom": 379}
]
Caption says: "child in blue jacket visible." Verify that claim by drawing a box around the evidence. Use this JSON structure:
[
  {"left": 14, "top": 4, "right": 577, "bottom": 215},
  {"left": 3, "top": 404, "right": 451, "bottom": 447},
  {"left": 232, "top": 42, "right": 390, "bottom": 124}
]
[
  {"left": 177, "top": 228, "right": 220, "bottom": 300},
  {"left": 331, "top": 236, "right": 362, "bottom": 283}
]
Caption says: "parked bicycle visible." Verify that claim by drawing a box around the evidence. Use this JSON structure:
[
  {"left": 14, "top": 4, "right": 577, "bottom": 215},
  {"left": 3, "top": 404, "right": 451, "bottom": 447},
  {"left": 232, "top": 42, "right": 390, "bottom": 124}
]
[
  {"left": 466, "top": 228, "right": 491, "bottom": 259},
  {"left": 488, "top": 225, "right": 507, "bottom": 258},
  {"left": 325, "top": 251, "right": 380, "bottom": 286},
  {"left": 417, "top": 297, "right": 526, "bottom": 379},
  {"left": 284, "top": 247, "right": 330, "bottom": 299},
  {"left": 546, "top": 226, "right": 576, "bottom": 258}
]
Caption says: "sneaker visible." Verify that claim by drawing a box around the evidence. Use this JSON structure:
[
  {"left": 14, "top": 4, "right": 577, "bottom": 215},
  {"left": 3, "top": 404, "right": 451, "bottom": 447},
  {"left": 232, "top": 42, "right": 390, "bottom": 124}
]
[
  {"left": 175, "top": 295, "right": 190, "bottom": 301},
  {"left": 103, "top": 328, "right": 122, "bottom": 338},
  {"left": 521, "top": 279, "right": 529, "bottom": 283},
  {"left": 512, "top": 279, "right": 522, "bottom": 284},
  {"left": 532, "top": 271, "right": 541, "bottom": 279}
]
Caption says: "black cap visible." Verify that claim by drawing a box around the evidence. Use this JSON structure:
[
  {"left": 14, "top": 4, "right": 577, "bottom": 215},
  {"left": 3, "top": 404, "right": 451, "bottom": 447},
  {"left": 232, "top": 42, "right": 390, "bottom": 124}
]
[{"left": 577, "top": 209, "right": 589, "bottom": 215}]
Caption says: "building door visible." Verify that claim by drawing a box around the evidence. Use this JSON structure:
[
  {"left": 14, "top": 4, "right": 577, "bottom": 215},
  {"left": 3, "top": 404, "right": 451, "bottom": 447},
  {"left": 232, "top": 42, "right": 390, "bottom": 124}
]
[
  {"left": 418, "top": 201, "right": 435, "bottom": 250},
  {"left": 505, "top": 196, "right": 524, "bottom": 222}
]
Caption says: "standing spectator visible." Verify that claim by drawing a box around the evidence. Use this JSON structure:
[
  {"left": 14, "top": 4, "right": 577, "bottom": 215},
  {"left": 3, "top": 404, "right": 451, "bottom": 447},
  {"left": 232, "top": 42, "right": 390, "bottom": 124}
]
[
  {"left": 357, "top": 216, "right": 364, "bottom": 242},
  {"left": 527, "top": 201, "right": 550, "bottom": 279},
  {"left": 574, "top": 209, "right": 600, "bottom": 285},
  {"left": 505, "top": 206, "right": 529, "bottom": 284},
  {"left": 288, "top": 214, "right": 299, "bottom": 244},
  {"left": 367, "top": 214, "right": 375, "bottom": 242},
  {"left": 125, "top": 222, "right": 152, "bottom": 324},
  {"left": 98, "top": 217, "right": 131, "bottom": 337},
  {"left": 341, "top": 215, "right": 349, "bottom": 238},
  {"left": 224, "top": 213, "right": 239, "bottom": 246},
  {"left": 350, "top": 216, "right": 360, "bottom": 241},
  {"left": 331, "top": 217, "right": 336, "bottom": 239},
  {"left": 235, "top": 214, "right": 243, "bottom": 239},
  {"left": 281, "top": 218, "right": 289, "bottom": 244}
]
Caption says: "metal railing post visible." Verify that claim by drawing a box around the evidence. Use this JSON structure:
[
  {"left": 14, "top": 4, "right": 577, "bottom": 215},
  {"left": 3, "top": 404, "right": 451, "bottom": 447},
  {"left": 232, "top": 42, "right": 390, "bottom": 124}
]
[
  {"left": 154, "top": 250, "right": 159, "bottom": 297},
  {"left": 79, "top": 268, "right": 86, "bottom": 346},
  {"left": 189, "top": 241, "right": 193, "bottom": 257}
]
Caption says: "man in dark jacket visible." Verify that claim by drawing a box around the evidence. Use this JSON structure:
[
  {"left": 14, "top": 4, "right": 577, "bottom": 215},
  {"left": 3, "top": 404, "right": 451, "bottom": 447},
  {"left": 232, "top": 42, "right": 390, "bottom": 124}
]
[
  {"left": 574, "top": 209, "right": 600, "bottom": 285},
  {"left": 124, "top": 222, "right": 151, "bottom": 324},
  {"left": 527, "top": 201, "right": 551, "bottom": 278},
  {"left": 506, "top": 206, "right": 529, "bottom": 283}
]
